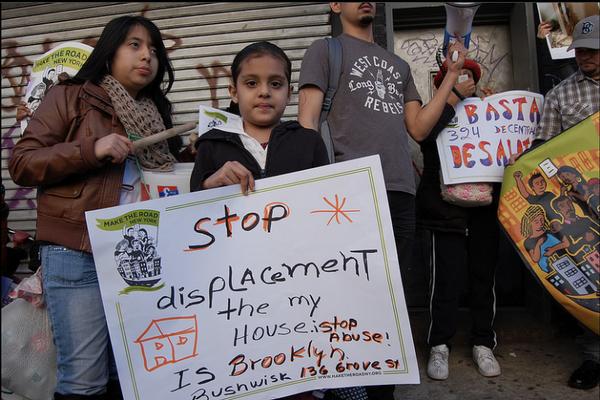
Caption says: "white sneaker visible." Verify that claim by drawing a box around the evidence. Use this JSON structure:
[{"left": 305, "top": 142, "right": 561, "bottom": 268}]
[
  {"left": 427, "top": 344, "right": 449, "bottom": 380},
  {"left": 473, "top": 345, "right": 501, "bottom": 377}
]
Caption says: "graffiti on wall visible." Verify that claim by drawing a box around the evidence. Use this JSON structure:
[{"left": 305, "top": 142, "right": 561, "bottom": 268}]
[
  {"left": 196, "top": 62, "right": 230, "bottom": 109},
  {"left": 399, "top": 33, "right": 509, "bottom": 86},
  {"left": 394, "top": 27, "right": 513, "bottom": 103},
  {"left": 2, "top": 123, "right": 36, "bottom": 210}
]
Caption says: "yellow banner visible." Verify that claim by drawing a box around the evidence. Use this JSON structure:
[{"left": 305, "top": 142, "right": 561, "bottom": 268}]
[
  {"left": 32, "top": 46, "right": 91, "bottom": 73},
  {"left": 499, "top": 112, "right": 599, "bottom": 334},
  {"left": 96, "top": 209, "right": 160, "bottom": 232}
]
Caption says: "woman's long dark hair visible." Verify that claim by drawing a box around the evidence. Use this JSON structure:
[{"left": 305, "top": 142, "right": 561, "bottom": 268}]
[{"left": 70, "top": 16, "right": 181, "bottom": 153}]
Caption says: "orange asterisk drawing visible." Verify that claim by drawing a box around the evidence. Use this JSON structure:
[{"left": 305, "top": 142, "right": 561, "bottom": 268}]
[{"left": 310, "top": 195, "right": 360, "bottom": 225}]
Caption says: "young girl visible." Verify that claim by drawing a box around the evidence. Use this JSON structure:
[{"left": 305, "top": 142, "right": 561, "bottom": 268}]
[
  {"left": 190, "top": 42, "right": 329, "bottom": 194},
  {"left": 190, "top": 41, "right": 328, "bottom": 400},
  {"left": 9, "top": 16, "right": 179, "bottom": 400}
]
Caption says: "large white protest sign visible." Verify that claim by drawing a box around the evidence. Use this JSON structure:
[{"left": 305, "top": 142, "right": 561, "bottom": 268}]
[
  {"left": 20, "top": 42, "right": 93, "bottom": 133},
  {"left": 86, "top": 155, "right": 419, "bottom": 400},
  {"left": 436, "top": 90, "right": 544, "bottom": 185}
]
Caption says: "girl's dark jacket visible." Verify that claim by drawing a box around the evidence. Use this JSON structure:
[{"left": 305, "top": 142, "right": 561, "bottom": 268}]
[
  {"left": 190, "top": 121, "right": 329, "bottom": 191},
  {"left": 416, "top": 103, "right": 500, "bottom": 235}
]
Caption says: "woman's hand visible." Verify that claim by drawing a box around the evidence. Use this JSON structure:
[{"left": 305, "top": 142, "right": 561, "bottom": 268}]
[
  {"left": 16, "top": 102, "right": 32, "bottom": 122},
  {"left": 203, "top": 161, "right": 255, "bottom": 195},
  {"left": 94, "top": 133, "right": 133, "bottom": 164}
]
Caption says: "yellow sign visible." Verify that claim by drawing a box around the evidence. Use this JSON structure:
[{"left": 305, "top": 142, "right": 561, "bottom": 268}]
[{"left": 499, "top": 112, "right": 599, "bottom": 334}]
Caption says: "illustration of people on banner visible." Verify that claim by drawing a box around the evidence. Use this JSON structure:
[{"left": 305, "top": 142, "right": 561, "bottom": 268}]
[
  {"left": 95, "top": 209, "right": 164, "bottom": 293},
  {"left": 499, "top": 112, "right": 599, "bottom": 335},
  {"left": 20, "top": 41, "right": 94, "bottom": 133},
  {"left": 436, "top": 90, "right": 544, "bottom": 185}
]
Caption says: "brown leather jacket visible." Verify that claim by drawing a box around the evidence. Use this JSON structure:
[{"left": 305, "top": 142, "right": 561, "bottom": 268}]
[{"left": 9, "top": 81, "right": 126, "bottom": 253}]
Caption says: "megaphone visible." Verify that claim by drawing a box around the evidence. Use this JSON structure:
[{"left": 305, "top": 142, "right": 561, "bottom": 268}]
[{"left": 443, "top": 2, "right": 480, "bottom": 55}]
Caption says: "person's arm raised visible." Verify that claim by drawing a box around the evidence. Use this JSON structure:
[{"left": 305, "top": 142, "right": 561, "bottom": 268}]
[{"left": 405, "top": 40, "right": 466, "bottom": 141}]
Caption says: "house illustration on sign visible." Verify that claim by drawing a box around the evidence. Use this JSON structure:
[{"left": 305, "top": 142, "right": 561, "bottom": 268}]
[{"left": 135, "top": 315, "right": 199, "bottom": 372}]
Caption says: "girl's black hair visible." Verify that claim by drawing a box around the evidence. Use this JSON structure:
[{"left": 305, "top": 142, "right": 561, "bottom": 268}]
[
  {"left": 230, "top": 41, "right": 292, "bottom": 86},
  {"left": 69, "top": 16, "right": 181, "bottom": 154},
  {"left": 227, "top": 41, "right": 291, "bottom": 117}
]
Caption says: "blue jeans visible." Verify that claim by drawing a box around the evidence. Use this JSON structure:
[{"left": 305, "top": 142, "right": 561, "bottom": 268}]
[{"left": 41, "top": 245, "right": 118, "bottom": 395}]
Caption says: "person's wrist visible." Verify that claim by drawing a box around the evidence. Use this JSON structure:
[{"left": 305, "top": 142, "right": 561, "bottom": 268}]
[
  {"left": 452, "top": 86, "right": 465, "bottom": 101},
  {"left": 445, "top": 69, "right": 460, "bottom": 79},
  {"left": 447, "top": 93, "right": 460, "bottom": 106}
]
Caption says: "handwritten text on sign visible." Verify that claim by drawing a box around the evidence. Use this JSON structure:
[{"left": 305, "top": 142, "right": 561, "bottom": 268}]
[
  {"left": 436, "top": 90, "right": 544, "bottom": 184},
  {"left": 85, "top": 156, "right": 419, "bottom": 400}
]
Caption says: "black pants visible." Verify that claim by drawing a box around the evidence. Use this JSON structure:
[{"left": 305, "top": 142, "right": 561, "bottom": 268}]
[
  {"left": 364, "top": 192, "right": 415, "bottom": 400},
  {"left": 387, "top": 191, "right": 416, "bottom": 273},
  {"left": 428, "top": 204, "right": 499, "bottom": 349}
]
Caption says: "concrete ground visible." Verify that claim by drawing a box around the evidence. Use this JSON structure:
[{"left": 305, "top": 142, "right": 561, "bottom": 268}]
[{"left": 393, "top": 308, "right": 599, "bottom": 400}]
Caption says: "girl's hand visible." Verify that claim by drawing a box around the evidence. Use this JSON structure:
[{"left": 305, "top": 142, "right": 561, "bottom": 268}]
[
  {"left": 203, "top": 161, "right": 255, "bottom": 195},
  {"left": 94, "top": 133, "right": 133, "bottom": 164}
]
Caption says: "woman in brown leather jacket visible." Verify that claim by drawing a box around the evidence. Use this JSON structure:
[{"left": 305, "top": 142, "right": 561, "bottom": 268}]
[{"left": 9, "top": 16, "right": 180, "bottom": 400}]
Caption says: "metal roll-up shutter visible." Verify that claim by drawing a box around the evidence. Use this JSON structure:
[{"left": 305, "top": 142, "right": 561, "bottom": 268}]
[{"left": 1, "top": 2, "right": 331, "bottom": 243}]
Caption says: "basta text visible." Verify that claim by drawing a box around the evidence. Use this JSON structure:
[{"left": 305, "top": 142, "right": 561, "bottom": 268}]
[{"left": 462, "top": 95, "right": 541, "bottom": 125}]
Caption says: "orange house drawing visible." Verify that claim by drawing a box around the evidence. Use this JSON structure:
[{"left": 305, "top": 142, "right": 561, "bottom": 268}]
[{"left": 134, "top": 315, "right": 199, "bottom": 372}]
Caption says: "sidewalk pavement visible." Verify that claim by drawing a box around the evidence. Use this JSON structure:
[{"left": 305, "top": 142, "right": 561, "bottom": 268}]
[{"left": 393, "top": 308, "right": 599, "bottom": 400}]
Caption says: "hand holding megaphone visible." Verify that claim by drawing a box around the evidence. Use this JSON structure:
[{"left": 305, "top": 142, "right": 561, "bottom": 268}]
[{"left": 445, "top": 37, "right": 467, "bottom": 74}]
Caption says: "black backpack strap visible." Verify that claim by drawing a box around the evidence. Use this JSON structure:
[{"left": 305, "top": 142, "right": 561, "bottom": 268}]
[
  {"left": 323, "top": 36, "right": 342, "bottom": 112},
  {"left": 319, "top": 36, "right": 342, "bottom": 163}
]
